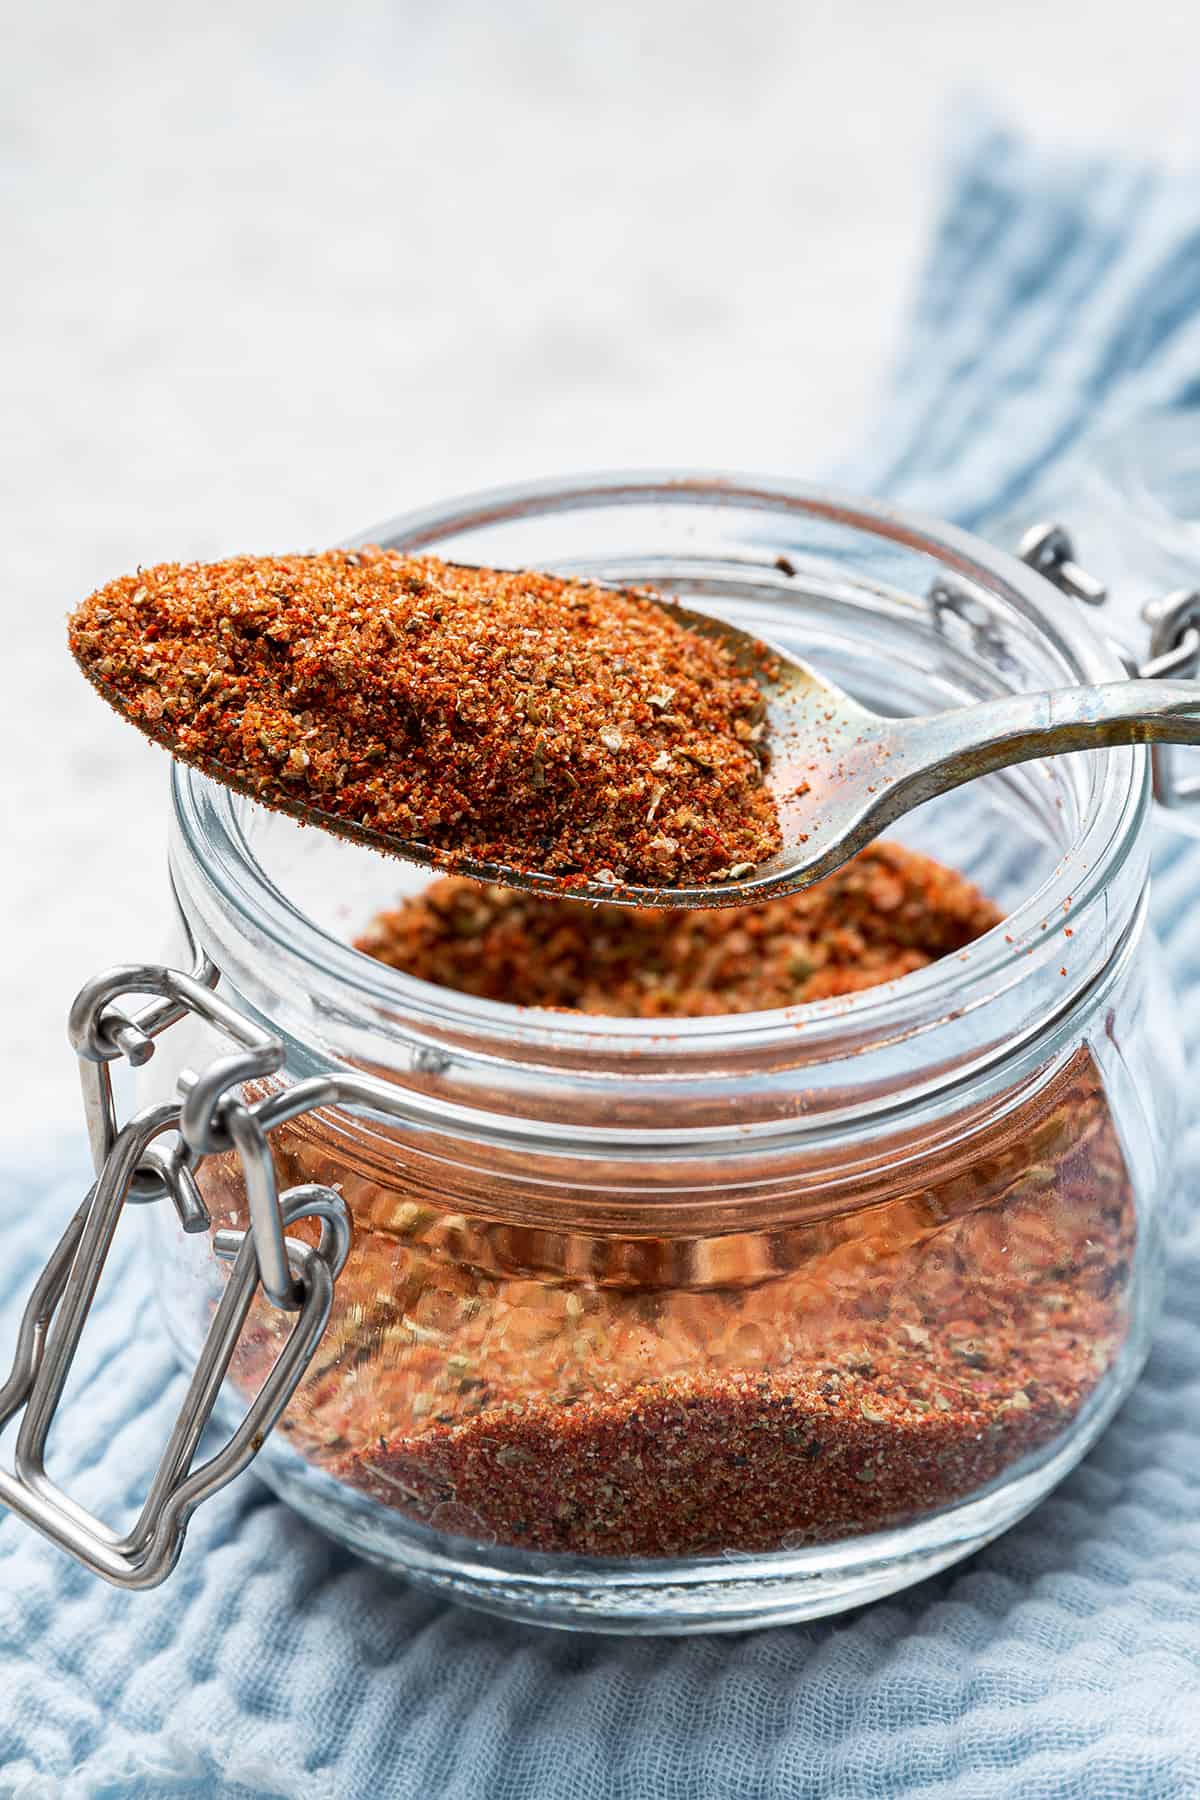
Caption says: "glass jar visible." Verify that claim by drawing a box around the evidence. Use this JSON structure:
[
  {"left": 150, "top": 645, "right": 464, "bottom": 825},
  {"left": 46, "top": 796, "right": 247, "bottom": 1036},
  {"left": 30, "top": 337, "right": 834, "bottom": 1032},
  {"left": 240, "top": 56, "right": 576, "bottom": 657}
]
[{"left": 26, "top": 478, "right": 1184, "bottom": 1632}]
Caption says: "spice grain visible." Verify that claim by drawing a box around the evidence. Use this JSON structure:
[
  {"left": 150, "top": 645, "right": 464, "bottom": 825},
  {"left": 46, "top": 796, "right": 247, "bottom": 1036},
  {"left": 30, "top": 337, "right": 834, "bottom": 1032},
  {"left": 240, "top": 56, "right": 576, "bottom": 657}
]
[
  {"left": 203, "top": 853, "right": 1134, "bottom": 1561},
  {"left": 357, "top": 841, "right": 1001, "bottom": 1016},
  {"left": 69, "top": 550, "right": 782, "bottom": 886},
  {"left": 216, "top": 1051, "right": 1131, "bottom": 1557}
]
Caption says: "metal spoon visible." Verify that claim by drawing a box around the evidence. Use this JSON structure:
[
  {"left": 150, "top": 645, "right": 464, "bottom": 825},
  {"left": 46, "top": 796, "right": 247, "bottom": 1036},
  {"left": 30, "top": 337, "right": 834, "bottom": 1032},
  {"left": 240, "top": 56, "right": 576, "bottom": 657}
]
[
  {"left": 74, "top": 583, "right": 1200, "bottom": 912},
  {"left": 341, "top": 587, "right": 1200, "bottom": 910},
  {"left": 247, "top": 600, "right": 1200, "bottom": 910},
  {"left": 489, "top": 602, "right": 1199, "bottom": 910}
]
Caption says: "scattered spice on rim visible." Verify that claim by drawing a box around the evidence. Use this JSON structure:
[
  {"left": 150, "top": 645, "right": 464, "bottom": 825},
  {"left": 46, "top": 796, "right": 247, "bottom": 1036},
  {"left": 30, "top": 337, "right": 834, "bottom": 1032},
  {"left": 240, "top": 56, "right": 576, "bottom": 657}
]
[
  {"left": 68, "top": 549, "right": 782, "bottom": 887},
  {"left": 202, "top": 850, "right": 1135, "bottom": 1560}
]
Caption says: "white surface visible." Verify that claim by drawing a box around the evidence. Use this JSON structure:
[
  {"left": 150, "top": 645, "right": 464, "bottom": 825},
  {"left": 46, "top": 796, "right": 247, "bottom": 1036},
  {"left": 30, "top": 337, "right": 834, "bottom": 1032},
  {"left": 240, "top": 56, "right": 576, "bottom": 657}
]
[{"left": 3, "top": 0, "right": 1198, "bottom": 1144}]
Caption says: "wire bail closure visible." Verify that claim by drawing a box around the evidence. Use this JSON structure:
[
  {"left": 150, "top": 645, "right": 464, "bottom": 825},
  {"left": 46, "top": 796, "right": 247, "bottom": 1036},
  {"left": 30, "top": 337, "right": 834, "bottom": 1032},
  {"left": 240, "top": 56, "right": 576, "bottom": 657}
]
[
  {"left": 0, "top": 925, "right": 351, "bottom": 1589},
  {"left": 1019, "top": 521, "right": 1200, "bottom": 813}
]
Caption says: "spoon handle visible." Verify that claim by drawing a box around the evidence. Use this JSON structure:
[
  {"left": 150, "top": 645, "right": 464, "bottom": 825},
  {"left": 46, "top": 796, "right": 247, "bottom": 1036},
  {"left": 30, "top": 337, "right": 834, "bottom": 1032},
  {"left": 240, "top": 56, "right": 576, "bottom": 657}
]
[{"left": 916, "top": 680, "right": 1200, "bottom": 783}]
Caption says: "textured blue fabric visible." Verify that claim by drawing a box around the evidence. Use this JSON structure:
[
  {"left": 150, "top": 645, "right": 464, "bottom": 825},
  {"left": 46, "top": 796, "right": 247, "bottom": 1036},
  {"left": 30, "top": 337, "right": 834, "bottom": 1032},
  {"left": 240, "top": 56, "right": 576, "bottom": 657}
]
[{"left": 5, "top": 120, "right": 1200, "bottom": 1799}]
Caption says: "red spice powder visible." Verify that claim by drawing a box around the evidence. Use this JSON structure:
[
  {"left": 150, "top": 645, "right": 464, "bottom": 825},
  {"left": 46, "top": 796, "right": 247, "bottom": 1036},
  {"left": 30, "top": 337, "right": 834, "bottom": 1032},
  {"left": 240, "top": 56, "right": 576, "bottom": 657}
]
[
  {"left": 212, "top": 1052, "right": 1130, "bottom": 1557},
  {"left": 355, "top": 842, "right": 1001, "bottom": 1016},
  {"left": 203, "top": 855, "right": 1133, "bottom": 1561},
  {"left": 68, "top": 549, "right": 782, "bottom": 886}
]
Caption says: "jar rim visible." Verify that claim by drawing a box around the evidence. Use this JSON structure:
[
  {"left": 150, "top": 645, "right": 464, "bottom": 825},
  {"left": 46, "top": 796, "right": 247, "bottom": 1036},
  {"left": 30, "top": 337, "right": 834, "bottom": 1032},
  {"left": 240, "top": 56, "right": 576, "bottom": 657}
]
[{"left": 169, "top": 473, "right": 1150, "bottom": 1093}]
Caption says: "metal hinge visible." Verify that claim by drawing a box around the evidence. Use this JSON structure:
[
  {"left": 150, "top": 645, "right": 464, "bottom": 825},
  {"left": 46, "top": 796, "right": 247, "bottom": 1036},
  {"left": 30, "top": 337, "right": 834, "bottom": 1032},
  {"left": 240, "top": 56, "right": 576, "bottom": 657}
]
[
  {"left": 1019, "top": 522, "right": 1200, "bottom": 810},
  {"left": 0, "top": 918, "right": 352, "bottom": 1588}
]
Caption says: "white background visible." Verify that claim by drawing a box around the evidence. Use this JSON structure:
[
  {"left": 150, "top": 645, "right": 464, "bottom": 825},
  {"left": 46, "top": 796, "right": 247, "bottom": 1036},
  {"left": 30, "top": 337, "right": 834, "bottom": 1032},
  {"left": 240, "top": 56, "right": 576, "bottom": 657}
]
[{"left": 3, "top": 0, "right": 1198, "bottom": 1145}]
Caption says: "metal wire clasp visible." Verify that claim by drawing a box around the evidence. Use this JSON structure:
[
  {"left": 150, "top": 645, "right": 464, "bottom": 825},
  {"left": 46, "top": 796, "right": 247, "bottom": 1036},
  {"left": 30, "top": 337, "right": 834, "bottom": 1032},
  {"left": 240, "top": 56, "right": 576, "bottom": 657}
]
[
  {"left": 1019, "top": 522, "right": 1200, "bottom": 812},
  {"left": 0, "top": 941, "right": 351, "bottom": 1589}
]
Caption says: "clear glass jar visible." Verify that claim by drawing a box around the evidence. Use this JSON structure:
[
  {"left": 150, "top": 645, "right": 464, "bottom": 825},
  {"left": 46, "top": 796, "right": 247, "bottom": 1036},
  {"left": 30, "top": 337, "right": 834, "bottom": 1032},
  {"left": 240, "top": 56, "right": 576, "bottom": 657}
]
[{"left": 140, "top": 476, "right": 1180, "bottom": 1633}]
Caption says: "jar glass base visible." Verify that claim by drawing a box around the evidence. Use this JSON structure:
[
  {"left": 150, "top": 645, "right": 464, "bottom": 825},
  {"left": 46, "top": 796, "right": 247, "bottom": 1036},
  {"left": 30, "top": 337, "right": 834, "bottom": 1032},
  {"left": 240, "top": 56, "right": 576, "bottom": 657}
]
[{"left": 210, "top": 1328, "right": 1147, "bottom": 1634}]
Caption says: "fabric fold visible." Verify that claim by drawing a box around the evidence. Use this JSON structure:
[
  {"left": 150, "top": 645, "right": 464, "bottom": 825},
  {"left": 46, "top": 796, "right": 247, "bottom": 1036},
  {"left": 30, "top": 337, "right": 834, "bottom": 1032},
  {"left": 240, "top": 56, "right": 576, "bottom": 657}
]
[{"left": 847, "top": 112, "right": 1200, "bottom": 524}]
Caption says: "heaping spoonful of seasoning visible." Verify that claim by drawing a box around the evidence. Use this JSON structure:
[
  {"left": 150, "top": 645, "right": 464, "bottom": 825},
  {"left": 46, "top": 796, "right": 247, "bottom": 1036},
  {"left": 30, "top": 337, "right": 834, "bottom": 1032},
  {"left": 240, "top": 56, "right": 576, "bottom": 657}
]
[{"left": 69, "top": 547, "right": 1200, "bottom": 911}]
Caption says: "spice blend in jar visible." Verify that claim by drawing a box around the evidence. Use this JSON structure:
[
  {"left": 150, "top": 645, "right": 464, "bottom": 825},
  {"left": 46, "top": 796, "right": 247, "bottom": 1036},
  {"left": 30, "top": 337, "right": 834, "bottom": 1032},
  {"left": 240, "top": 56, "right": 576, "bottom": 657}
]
[
  {"left": 199, "top": 846, "right": 1136, "bottom": 1560},
  {"left": 68, "top": 550, "right": 781, "bottom": 886},
  {"left": 356, "top": 842, "right": 1001, "bottom": 1015}
]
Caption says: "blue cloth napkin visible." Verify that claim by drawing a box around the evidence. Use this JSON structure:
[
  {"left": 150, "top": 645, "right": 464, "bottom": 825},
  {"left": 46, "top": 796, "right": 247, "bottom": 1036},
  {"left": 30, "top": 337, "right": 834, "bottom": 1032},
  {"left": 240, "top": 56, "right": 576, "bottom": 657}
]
[{"left": 5, "top": 118, "right": 1200, "bottom": 1800}]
